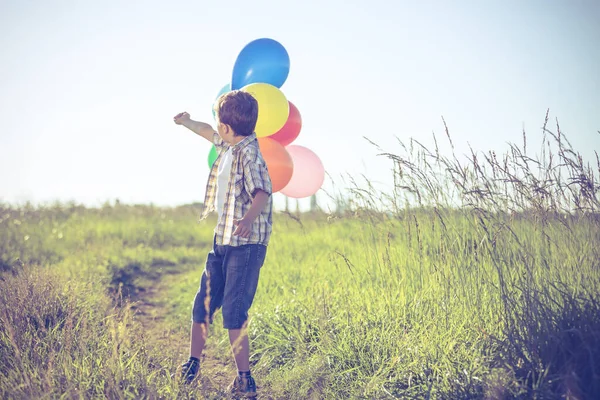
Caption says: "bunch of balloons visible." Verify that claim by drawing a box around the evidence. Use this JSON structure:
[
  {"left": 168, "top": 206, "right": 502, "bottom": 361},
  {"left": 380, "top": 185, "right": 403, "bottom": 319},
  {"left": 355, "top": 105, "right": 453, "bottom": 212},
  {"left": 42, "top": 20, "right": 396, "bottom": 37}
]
[{"left": 208, "top": 38, "right": 324, "bottom": 198}]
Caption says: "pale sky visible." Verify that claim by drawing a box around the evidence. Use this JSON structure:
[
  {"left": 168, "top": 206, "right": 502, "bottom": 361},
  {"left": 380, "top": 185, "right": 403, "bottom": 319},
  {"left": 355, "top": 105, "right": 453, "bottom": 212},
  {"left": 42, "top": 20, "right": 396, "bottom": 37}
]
[{"left": 1, "top": 0, "right": 599, "bottom": 210}]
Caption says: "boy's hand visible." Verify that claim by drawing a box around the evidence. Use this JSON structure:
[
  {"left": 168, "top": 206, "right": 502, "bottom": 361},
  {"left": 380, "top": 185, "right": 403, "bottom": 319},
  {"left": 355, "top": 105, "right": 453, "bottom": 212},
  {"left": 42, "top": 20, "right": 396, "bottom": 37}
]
[
  {"left": 233, "top": 218, "right": 252, "bottom": 238},
  {"left": 173, "top": 112, "right": 216, "bottom": 143},
  {"left": 174, "top": 112, "right": 191, "bottom": 125}
]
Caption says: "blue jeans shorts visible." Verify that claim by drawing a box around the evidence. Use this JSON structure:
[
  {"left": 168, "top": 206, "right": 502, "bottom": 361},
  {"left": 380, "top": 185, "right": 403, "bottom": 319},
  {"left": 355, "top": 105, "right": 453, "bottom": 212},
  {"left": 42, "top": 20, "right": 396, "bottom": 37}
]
[{"left": 191, "top": 236, "right": 266, "bottom": 329}]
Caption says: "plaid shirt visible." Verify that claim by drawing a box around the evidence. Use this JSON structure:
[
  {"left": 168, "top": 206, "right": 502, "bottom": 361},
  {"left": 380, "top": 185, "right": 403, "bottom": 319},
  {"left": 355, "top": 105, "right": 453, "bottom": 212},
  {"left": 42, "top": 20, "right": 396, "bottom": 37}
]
[{"left": 200, "top": 132, "right": 273, "bottom": 246}]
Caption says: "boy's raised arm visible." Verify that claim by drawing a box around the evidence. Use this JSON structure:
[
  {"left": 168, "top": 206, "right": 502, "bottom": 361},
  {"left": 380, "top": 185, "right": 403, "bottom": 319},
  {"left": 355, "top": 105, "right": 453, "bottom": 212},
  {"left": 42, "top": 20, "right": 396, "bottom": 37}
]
[{"left": 173, "top": 112, "right": 215, "bottom": 142}]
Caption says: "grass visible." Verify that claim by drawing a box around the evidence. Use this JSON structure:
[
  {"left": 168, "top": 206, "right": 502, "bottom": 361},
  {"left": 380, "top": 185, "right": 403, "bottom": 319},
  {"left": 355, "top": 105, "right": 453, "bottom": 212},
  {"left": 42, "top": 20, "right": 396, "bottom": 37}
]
[
  {"left": 0, "top": 204, "right": 214, "bottom": 399},
  {"left": 1, "top": 114, "right": 599, "bottom": 399}
]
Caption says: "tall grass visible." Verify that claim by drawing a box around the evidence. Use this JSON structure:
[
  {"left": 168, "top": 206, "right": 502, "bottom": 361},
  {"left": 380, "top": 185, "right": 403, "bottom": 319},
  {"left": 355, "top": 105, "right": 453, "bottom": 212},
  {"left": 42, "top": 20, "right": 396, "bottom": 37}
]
[
  {"left": 1, "top": 113, "right": 598, "bottom": 399},
  {"left": 316, "top": 111, "right": 600, "bottom": 398}
]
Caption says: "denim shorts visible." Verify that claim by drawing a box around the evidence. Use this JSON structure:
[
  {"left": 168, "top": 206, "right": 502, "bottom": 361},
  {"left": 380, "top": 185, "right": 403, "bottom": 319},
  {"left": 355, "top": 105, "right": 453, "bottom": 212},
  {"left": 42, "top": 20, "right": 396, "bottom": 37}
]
[{"left": 191, "top": 236, "right": 267, "bottom": 329}]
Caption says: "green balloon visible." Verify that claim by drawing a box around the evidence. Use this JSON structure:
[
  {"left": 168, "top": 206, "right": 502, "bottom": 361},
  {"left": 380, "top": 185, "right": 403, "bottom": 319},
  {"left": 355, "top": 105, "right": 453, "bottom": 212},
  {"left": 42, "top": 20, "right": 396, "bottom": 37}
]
[{"left": 208, "top": 145, "right": 218, "bottom": 168}]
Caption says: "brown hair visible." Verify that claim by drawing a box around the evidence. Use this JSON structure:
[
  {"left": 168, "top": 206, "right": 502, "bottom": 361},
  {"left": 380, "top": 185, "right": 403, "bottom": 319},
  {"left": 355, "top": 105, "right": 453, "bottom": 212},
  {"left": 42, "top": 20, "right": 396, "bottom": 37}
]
[{"left": 215, "top": 90, "right": 258, "bottom": 136}]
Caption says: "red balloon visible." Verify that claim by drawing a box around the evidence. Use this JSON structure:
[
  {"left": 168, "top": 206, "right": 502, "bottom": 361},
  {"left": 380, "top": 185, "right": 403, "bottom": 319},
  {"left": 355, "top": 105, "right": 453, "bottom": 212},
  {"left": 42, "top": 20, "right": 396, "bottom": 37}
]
[
  {"left": 257, "top": 137, "right": 293, "bottom": 192},
  {"left": 267, "top": 101, "right": 301, "bottom": 146}
]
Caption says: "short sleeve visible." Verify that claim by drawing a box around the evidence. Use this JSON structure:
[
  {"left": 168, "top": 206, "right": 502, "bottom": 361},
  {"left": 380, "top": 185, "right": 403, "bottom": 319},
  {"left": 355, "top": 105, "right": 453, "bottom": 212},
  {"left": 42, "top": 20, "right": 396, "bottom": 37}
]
[
  {"left": 243, "top": 152, "right": 272, "bottom": 197},
  {"left": 213, "top": 132, "right": 228, "bottom": 150}
]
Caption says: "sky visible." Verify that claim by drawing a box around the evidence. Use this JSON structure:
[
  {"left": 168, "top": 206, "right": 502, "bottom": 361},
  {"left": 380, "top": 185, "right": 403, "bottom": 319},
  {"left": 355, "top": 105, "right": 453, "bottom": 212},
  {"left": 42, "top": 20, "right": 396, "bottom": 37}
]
[{"left": 1, "top": 0, "right": 599, "bottom": 211}]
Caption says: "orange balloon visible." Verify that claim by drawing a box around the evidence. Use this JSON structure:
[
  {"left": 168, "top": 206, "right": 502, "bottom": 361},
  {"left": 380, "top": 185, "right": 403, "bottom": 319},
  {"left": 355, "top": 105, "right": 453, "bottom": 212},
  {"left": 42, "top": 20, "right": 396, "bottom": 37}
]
[{"left": 257, "top": 137, "right": 293, "bottom": 192}]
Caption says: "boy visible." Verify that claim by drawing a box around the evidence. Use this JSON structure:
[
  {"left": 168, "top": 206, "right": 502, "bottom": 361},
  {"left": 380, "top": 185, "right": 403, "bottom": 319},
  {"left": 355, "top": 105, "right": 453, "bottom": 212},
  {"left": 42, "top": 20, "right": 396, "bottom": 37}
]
[{"left": 173, "top": 90, "right": 272, "bottom": 398}]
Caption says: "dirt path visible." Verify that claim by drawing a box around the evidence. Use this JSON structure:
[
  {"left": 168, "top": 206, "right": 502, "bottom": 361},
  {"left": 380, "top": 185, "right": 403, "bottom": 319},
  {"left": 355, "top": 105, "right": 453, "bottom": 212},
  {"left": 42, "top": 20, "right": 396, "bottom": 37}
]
[{"left": 131, "top": 271, "right": 237, "bottom": 398}]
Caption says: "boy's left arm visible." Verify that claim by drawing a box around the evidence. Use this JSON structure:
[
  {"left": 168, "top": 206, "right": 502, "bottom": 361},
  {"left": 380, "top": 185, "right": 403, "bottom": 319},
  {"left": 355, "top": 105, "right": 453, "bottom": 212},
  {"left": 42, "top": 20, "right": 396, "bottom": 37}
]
[
  {"left": 233, "top": 152, "right": 273, "bottom": 238},
  {"left": 233, "top": 190, "right": 270, "bottom": 238}
]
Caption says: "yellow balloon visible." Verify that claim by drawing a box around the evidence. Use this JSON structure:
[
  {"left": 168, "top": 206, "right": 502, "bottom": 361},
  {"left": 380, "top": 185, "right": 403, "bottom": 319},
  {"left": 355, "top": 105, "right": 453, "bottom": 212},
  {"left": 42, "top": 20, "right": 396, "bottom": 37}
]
[{"left": 241, "top": 83, "right": 289, "bottom": 137}]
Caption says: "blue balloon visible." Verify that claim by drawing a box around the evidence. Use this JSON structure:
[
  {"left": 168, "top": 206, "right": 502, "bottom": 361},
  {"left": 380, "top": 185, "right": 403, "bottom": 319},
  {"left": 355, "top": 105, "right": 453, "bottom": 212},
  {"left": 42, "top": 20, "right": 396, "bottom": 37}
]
[
  {"left": 231, "top": 38, "right": 290, "bottom": 90},
  {"left": 212, "top": 83, "right": 231, "bottom": 120}
]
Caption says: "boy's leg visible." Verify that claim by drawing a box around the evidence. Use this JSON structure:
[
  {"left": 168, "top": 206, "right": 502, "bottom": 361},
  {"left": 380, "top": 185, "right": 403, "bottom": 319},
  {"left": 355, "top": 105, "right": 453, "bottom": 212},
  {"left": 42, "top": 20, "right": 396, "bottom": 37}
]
[
  {"left": 182, "top": 242, "right": 225, "bottom": 384},
  {"left": 189, "top": 322, "right": 208, "bottom": 360},
  {"left": 228, "top": 326, "right": 255, "bottom": 397},
  {"left": 189, "top": 241, "right": 226, "bottom": 357},
  {"left": 228, "top": 324, "right": 250, "bottom": 371},
  {"left": 221, "top": 243, "right": 266, "bottom": 396},
  {"left": 190, "top": 267, "right": 218, "bottom": 360}
]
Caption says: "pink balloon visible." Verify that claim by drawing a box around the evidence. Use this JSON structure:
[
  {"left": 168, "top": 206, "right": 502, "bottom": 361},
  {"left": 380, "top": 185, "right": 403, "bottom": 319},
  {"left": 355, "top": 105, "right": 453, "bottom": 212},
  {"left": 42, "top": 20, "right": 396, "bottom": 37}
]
[{"left": 280, "top": 145, "right": 325, "bottom": 198}]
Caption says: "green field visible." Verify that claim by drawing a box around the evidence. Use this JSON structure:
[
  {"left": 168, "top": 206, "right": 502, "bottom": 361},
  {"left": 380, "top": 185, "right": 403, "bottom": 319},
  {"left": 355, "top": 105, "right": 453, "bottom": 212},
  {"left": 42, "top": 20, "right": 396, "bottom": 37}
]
[{"left": 2, "top": 129, "right": 599, "bottom": 399}]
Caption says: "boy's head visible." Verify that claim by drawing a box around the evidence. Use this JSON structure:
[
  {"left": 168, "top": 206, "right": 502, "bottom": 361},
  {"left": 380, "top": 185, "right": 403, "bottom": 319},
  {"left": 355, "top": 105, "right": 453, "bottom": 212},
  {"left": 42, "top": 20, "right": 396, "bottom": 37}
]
[{"left": 214, "top": 90, "right": 258, "bottom": 141}]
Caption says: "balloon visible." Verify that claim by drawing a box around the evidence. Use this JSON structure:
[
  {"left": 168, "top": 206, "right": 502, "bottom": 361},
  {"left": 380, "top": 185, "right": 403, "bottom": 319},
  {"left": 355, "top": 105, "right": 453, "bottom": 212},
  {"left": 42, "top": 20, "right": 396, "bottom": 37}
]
[
  {"left": 267, "top": 101, "right": 302, "bottom": 146},
  {"left": 241, "top": 83, "right": 289, "bottom": 137},
  {"left": 280, "top": 145, "right": 325, "bottom": 198},
  {"left": 208, "top": 145, "right": 218, "bottom": 168},
  {"left": 257, "top": 137, "right": 293, "bottom": 193},
  {"left": 231, "top": 38, "right": 290, "bottom": 90},
  {"left": 212, "top": 83, "right": 231, "bottom": 120}
]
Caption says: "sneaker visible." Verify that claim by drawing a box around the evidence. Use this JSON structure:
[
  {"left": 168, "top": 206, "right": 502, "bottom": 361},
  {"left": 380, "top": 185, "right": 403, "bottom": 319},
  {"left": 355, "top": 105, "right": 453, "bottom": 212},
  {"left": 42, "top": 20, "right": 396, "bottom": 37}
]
[
  {"left": 180, "top": 358, "right": 200, "bottom": 384},
  {"left": 228, "top": 375, "right": 257, "bottom": 398}
]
